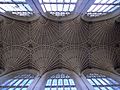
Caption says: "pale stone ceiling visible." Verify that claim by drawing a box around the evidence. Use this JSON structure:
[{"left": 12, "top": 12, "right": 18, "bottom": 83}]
[{"left": 0, "top": 15, "right": 120, "bottom": 75}]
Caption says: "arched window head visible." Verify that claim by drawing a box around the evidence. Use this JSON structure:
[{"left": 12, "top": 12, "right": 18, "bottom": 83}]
[
  {"left": 0, "top": 73, "right": 35, "bottom": 90},
  {"left": 45, "top": 73, "right": 77, "bottom": 90},
  {"left": 86, "top": 73, "right": 120, "bottom": 90}
]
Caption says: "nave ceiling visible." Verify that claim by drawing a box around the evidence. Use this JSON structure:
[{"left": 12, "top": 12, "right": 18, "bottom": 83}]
[{"left": 0, "top": 15, "right": 120, "bottom": 76}]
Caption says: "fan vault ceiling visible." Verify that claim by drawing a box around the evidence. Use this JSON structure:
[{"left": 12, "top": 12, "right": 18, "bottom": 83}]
[{"left": 0, "top": 15, "right": 120, "bottom": 75}]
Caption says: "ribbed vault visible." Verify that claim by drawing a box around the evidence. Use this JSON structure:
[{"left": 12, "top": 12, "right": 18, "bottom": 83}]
[{"left": 0, "top": 15, "right": 120, "bottom": 75}]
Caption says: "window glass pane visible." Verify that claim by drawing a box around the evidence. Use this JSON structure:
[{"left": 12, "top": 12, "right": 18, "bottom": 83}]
[
  {"left": 45, "top": 88, "right": 50, "bottom": 90},
  {"left": 8, "top": 79, "right": 18, "bottom": 86},
  {"left": 69, "top": 79, "right": 75, "bottom": 85},
  {"left": 14, "top": 88, "right": 21, "bottom": 90},
  {"left": 44, "top": 4, "right": 51, "bottom": 11},
  {"left": 57, "top": 0, "right": 63, "bottom": 3},
  {"left": 2, "top": 79, "right": 13, "bottom": 86},
  {"left": 107, "top": 78, "right": 119, "bottom": 84},
  {"left": 58, "top": 79, "right": 63, "bottom": 86},
  {"left": 64, "top": 0, "right": 70, "bottom": 3},
  {"left": 0, "top": 74, "right": 35, "bottom": 90},
  {"left": 0, "top": 0, "right": 11, "bottom": 2},
  {"left": 64, "top": 87, "right": 70, "bottom": 90},
  {"left": 107, "top": 87, "right": 114, "bottom": 90},
  {"left": 71, "top": 0, "right": 77, "bottom": 3},
  {"left": 41, "top": 4, "right": 46, "bottom": 12},
  {"left": 51, "top": 88, "right": 56, "bottom": 90},
  {"left": 94, "top": 87, "right": 100, "bottom": 90},
  {"left": 52, "top": 79, "right": 57, "bottom": 86},
  {"left": 86, "top": 73, "right": 120, "bottom": 90},
  {"left": 71, "top": 87, "right": 77, "bottom": 90},
  {"left": 25, "top": 79, "right": 33, "bottom": 86},
  {"left": 14, "top": 79, "right": 23, "bottom": 86},
  {"left": 63, "top": 4, "right": 69, "bottom": 11},
  {"left": 92, "top": 79, "right": 101, "bottom": 85},
  {"left": 69, "top": 4, "right": 75, "bottom": 11},
  {"left": 13, "top": 0, "right": 26, "bottom": 2},
  {"left": 51, "top": 4, "right": 57, "bottom": 11},
  {"left": 87, "top": 0, "right": 119, "bottom": 17},
  {"left": 64, "top": 79, "right": 69, "bottom": 85},
  {"left": 100, "top": 87, "right": 107, "bottom": 90},
  {"left": 87, "top": 79, "right": 95, "bottom": 85},
  {"left": 19, "top": 79, "right": 29, "bottom": 86},
  {"left": 39, "top": 0, "right": 77, "bottom": 16},
  {"left": 50, "top": 0, "right": 56, "bottom": 3},
  {"left": 43, "top": 0, "right": 49, "bottom": 3},
  {"left": 22, "top": 88, "right": 27, "bottom": 90},
  {"left": 58, "top": 88, "right": 63, "bottom": 90},
  {"left": 45, "top": 73, "right": 77, "bottom": 90},
  {"left": 46, "top": 79, "right": 52, "bottom": 86},
  {"left": 97, "top": 78, "right": 107, "bottom": 85},
  {"left": 58, "top": 4, "right": 63, "bottom": 11}
]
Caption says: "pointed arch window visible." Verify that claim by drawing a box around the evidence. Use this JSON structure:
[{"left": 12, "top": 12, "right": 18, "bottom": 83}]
[
  {"left": 86, "top": 73, "right": 120, "bottom": 90},
  {"left": 45, "top": 73, "right": 77, "bottom": 90},
  {"left": 0, "top": 73, "right": 35, "bottom": 90}
]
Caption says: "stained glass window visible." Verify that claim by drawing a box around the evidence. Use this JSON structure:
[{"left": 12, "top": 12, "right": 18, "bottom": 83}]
[
  {"left": 45, "top": 73, "right": 77, "bottom": 90},
  {"left": 86, "top": 73, "right": 120, "bottom": 90},
  {"left": 87, "top": 0, "right": 120, "bottom": 17},
  {"left": 39, "top": 0, "right": 78, "bottom": 17},
  {"left": 0, "top": 73, "right": 35, "bottom": 90}
]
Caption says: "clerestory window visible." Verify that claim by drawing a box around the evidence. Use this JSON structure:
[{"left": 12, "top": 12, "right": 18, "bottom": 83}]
[
  {"left": 0, "top": 0, "right": 33, "bottom": 16},
  {"left": 87, "top": 0, "right": 120, "bottom": 17},
  {"left": 39, "top": 0, "right": 78, "bottom": 17},
  {"left": 86, "top": 73, "right": 120, "bottom": 90},
  {"left": 0, "top": 73, "right": 35, "bottom": 90},
  {"left": 45, "top": 73, "right": 77, "bottom": 90}
]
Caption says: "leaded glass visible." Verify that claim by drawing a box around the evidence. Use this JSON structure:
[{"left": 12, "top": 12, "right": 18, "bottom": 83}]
[
  {"left": 39, "top": 0, "right": 78, "bottom": 16},
  {"left": 87, "top": 0, "right": 120, "bottom": 17},
  {"left": 86, "top": 73, "right": 120, "bottom": 90},
  {"left": 0, "top": 73, "right": 35, "bottom": 90},
  {"left": 0, "top": 0, "right": 33, "bottom": 16},
  {"left": 45, "top": 73, "right": 77, "bottom": 90}
]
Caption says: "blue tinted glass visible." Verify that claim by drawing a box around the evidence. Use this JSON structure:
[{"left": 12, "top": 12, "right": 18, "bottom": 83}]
[
  {"left": 14, "top": 88, "right": 21, "bottom": 90},
  {"left": 87, "top": 79, "right": 95, "bottom": 85},
  {"left": 45, "top": 88, "right": 50, "bottom": 90},
  {"left": 107, "top": 87, "right": 113, "bottom": 90},
  {"left": 92, "top": 79, "right": 101, "bottom": 85},
  {"left": 71, "top": 87, "right": 77, "bottom": 90},
  {"left": 25, "top": 79, "right": 33, "bottom": 86},
  {"left": 45, "top": 73, "right": 77, "bottom": 90},
  {"left": 51, "top": 88, "right": 56, "bottom": 90},
  {"left": 58, "top": 79, "right": 63, "bottom": 86},
  {"left": 1, "top": 88, "right": 8, "bottom": 90},
  {"left": 0, "top": 74, "right": 35, "bottom": 90},
  {"left": 22, "top": 88, "right": 27, "bottom": 90},
  {"left": 64, "top": 79, "right": 69, "bottom": 85},
  {"left": 100, "top": 87, "right": 107, "bottom": 90},
  {"left": 46, "top": 79, "right": 52, "bottom": 86},
  {"left": 69, "top": 79, "right": 75, "bottom": 85},
  {"left": 14, "top": 79, "right": 23, "bottom": 86},
  {"left": 97, "top": 79, "right": 107, "bottom": 85},
  {"left": 94, "top": 87, "right": 100, "bottom": 90},
  {"left": 2, "top": 79, "right": 12, "bottom": 86},
  {"left": 58, "top": 88, "right": 63, "bottom": 90},
  {"left": 52, "top": 79, "right": 57, "bottom": 86},
  {"left": 19, "top": 79, "right": 29, "bottom": 86},
  {"left": 64, "top": 87, "right": 70, "bottom": 90}
]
